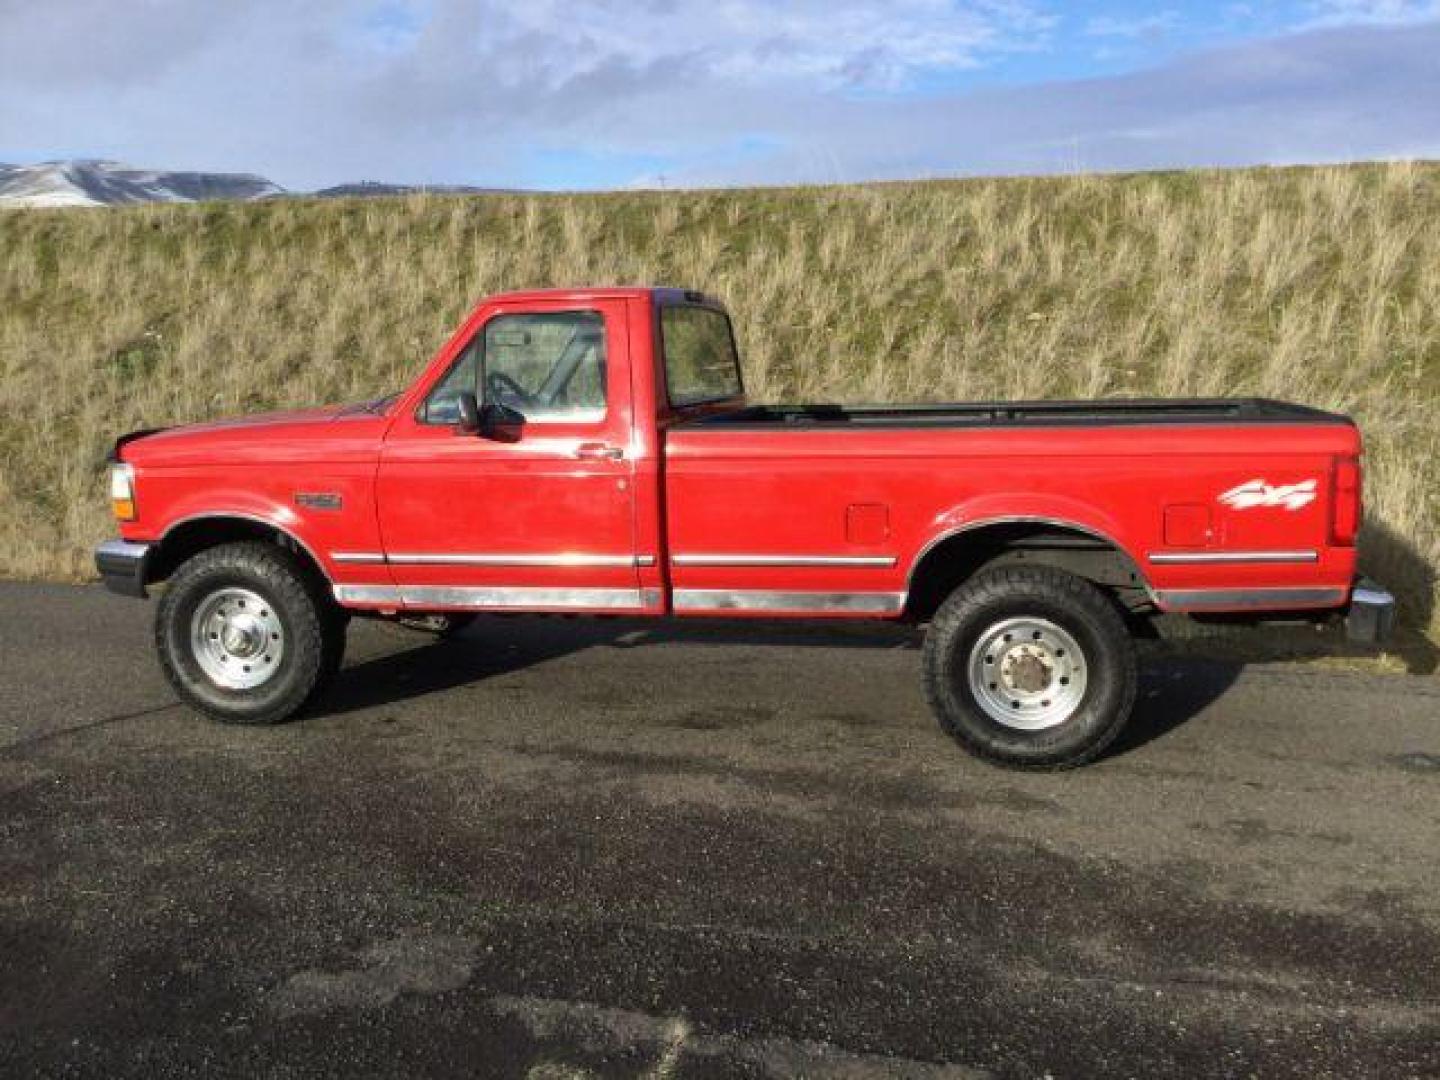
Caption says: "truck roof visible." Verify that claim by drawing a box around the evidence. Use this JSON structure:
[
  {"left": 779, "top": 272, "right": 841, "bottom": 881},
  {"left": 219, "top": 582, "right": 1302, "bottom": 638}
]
[{"left": 485, "top": 286, "right": 720, "bottom": 307}]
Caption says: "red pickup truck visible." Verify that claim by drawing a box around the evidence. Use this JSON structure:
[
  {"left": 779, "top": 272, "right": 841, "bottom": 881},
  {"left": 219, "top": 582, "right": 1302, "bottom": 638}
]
[{"left": 97, "top": 287, "right": 1394, "bottom": 768}]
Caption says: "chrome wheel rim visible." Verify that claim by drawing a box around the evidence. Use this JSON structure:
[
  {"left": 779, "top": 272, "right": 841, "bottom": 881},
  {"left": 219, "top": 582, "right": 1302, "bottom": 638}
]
[
  {"left": 966, "top": 616, "right": 1087, "bottom": 731},
  {"left": 190, "top": 587, "right": 285, "bottom": 690}
]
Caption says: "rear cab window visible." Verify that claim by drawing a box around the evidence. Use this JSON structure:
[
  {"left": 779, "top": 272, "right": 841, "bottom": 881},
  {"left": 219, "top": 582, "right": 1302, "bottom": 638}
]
[{"left": 659, "top": 304, "right": 744, "bottom": 408}]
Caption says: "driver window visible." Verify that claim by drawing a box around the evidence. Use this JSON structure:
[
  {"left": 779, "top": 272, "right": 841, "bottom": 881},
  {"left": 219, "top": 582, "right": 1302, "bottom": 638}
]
[
  {"left": 421, "top": 341, "right": 480, "bottom": 425},
  {"left": 421, "top": 310, "right": 607, "bottom": 425}
]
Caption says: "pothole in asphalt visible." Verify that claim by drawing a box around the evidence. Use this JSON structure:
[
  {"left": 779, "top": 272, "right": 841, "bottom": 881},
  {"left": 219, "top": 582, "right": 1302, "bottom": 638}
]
[{"left": 270, "top": 934, "right": 478, "bottom": 1017}]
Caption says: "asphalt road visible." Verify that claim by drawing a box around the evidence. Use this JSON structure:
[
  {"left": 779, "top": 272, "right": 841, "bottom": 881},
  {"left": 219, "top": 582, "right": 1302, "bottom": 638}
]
[{"left": 2, "top": 582, "right": 1438, "bottom": 1078}]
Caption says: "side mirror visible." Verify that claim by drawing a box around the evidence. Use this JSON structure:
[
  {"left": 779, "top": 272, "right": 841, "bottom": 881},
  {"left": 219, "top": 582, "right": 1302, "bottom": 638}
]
[
  {"left": 479, "top": 396, "right": 525, "bottom": 436},
  {"left": 456, "top": 391, "right": 481, "bottom": 434}
]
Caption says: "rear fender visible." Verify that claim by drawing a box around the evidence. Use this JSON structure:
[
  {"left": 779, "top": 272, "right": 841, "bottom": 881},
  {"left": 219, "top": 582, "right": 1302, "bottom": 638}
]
[
  {"left": 922, "top": 494, "right": 1137, "bottom": 566},
  {"left": 906, "top": 495, "right": 1155, "bottom": 617}
]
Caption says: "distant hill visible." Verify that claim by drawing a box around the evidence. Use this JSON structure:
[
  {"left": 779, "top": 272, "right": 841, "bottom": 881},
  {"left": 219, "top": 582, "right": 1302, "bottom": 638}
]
[
  {"left": 0, "top": 160, "right": 515, "bottom": 208},
  {"left": 0, "top": 160, "right": 283, "bottom": 208},
  {"left": 0, "top": 162, "right": 1435, "bottom": 636},
  {"left": 311, "top": 181, "right": 513, "bottom": 199}
]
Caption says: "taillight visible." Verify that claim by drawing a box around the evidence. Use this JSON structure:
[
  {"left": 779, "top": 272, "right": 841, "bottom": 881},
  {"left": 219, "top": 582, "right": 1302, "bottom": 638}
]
[{"left": 1331, "top": 457, "right": 1361, "bottom": 546}]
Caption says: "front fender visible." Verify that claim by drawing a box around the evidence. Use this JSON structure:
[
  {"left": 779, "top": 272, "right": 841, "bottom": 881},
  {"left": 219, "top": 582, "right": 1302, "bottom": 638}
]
[
  {"left": 130, "top": 464, "right": 382, "bottom": 586},
  {"left": 156, "top": 488, "right": 313, "bottom": 544},
  {"left": 145, "top": 491, "right": 334, "bottom": 583}
]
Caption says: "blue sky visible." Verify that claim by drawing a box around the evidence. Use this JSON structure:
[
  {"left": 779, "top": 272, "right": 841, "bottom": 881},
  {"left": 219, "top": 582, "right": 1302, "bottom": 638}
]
[{"left": 2, "top": 0, "right": 1438, "bottom": 190}]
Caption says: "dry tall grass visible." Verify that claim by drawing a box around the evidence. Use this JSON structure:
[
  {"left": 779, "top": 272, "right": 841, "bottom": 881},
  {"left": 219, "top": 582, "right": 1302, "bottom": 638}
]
[{"left": 1, "top": 164, "right": 1436, "bottom": 633}]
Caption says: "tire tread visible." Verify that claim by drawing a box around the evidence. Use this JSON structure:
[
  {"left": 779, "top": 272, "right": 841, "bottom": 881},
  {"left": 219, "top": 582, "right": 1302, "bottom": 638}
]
[
  {"left": 154, "top": 541, "right": 344, "bottom": 725},
  {"left": 922, "top": 565, "right": 1137, "bottom": 770}
]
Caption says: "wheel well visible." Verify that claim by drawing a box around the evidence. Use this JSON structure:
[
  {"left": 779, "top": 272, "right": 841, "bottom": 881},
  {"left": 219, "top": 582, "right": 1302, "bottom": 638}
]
[
  {"left": 147, "top": 518, "right": 330, "bottom": 593},
  {"left": 905, "top": 522, "right": 1153, "bottom": 623}
]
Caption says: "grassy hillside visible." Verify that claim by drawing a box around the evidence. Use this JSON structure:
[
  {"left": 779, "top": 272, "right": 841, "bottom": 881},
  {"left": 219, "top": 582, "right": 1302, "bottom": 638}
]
[{"left": 1, "top": 164, "right": 1436, "bottom": 633}]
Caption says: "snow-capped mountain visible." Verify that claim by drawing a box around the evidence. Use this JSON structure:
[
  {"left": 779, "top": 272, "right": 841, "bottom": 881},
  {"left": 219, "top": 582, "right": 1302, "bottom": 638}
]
[
  {"left": 0, "top": 160, "right": 285, "bottom": 208},
  {"left": 0, "top": 160, "right": 518, "bottom": 208}
]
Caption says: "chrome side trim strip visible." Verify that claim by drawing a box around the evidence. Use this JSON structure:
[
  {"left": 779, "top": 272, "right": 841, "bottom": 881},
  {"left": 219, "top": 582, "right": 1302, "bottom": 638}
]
[
  {"left": 403, "top": 586, "right": 648, "bottom": 608},
  {"left": 671, "top": 554, "right": 897, "bottom": 568},
  {"left": 332, "top": 552, "right": 387, "bottom": 565},
  {"left": 388, "top": 553, "right": 646, "bottom": 568},
  {"left": 673, "top": 589, "right": 904, "bottom": 614},
  {"left": 1147, "top": 550, "right": 1319, "bottom": 565},
  {"left": 1156, "top": 587, "right": 1346, "bottom": 611},
  {"left": 334, "top": 584, "right": 402, "bottom": 605},
  {"left": 334, "top": 584, "right": 650, "bottom": 609}
]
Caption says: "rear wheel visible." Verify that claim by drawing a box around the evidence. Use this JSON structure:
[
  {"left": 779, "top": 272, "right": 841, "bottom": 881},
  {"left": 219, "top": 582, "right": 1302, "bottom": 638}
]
[
  {"left": 155, "top": 542, "right": 346, "bottom": 725},
  {"left": 923, "top": 566, "right": 1136, "bottom": 769}
]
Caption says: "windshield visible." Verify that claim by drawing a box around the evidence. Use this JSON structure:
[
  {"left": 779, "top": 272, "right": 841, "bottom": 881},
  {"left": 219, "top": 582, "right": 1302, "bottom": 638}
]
[{"left": 660, "top": 305, "right": 743, "bottom": 408}]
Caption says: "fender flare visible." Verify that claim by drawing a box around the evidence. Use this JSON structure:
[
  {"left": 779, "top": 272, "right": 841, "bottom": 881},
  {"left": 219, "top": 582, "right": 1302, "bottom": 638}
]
[
  {"left": 155, "top": 511, "right": 333, "bottom": 584},
  {"left": 907, "top": 511, "right": 1157, "bottom": 604}
]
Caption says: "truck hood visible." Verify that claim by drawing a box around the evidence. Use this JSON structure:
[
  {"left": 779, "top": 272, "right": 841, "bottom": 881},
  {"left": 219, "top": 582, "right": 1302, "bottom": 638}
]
[
  {"left": 118, "top": 403, "right": 390, "bottom": 468},
  {"left": 161, "top": 403, "right": 350, "bottom": 434}
]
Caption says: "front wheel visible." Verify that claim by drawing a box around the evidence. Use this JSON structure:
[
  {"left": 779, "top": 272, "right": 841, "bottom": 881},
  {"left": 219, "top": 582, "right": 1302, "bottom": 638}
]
[
  {"left": 155, "top": 542, "right": 347, "bottom": 725},
  {"left": 922, "top": 566, "right": 1136, "bottom": 770}
]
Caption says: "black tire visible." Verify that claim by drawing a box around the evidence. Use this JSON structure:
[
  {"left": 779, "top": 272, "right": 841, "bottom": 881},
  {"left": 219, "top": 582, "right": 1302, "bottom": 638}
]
[
  {"left": 922, "top": 566, "right": 1136, "bottom": 770},
  {"left": 155, "top": 541, "right": 347, "bottom": 725}
]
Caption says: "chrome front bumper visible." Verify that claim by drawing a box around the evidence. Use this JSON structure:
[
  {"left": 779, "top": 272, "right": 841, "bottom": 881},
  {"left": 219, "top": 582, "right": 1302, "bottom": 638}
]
[
  {"left": 95, "top": 539, "right": 152, "bottom": 599},
  {"left": 1345, "top": 576, "right": 1396, "bottom": 644}
]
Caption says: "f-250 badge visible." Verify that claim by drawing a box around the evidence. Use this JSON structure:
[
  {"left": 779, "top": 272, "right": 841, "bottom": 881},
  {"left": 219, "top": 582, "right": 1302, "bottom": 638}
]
[{"left": 1219, "top": 478, "right": 1317, "bottom": 511}]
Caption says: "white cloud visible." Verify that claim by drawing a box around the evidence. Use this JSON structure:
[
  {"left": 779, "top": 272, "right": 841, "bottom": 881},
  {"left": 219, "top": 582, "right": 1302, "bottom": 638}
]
[
  {"left": 406, "top": 0, "right": 1055, "bottom": 93},
  {"left": 626, "top": 22, "right": 1440, "bottom": 188},
  {"left": 0, "top": 2, "right": 1436, "bottom": 190},
  {"left": 1084, "top": 11, "right": 1180, "bottom": 39},
  {"left": 1304, "top": 0, "right": 1440, "bottom": 24}
]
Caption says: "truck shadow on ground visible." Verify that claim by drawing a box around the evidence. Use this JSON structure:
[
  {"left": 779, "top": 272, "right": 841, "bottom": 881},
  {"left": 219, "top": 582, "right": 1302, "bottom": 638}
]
[
  {"left": 319, "top": 617, "right": 1251, "bottom": 760},
  {"left": 1360, "top": 517, "right": 1437, "bottom": 671},
  {"left": 1112, "top": 658, "right": 1241, "bottom": 758},
  {"left": 318, "top": 616, "right": 921, "bottom": 721}
]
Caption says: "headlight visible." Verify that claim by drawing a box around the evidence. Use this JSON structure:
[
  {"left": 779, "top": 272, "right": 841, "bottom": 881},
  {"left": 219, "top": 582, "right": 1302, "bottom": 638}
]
[{"left": 110, "top": 463, "right": 137, "bottom": 522}]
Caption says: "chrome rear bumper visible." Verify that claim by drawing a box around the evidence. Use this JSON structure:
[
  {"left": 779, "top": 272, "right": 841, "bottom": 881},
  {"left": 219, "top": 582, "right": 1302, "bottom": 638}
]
[
  {"left": 1345, "top": 576, "right": 1396, "bottom": 644},
  {"left": 95, "top": 539, "right": 152, "bottom": 599}
]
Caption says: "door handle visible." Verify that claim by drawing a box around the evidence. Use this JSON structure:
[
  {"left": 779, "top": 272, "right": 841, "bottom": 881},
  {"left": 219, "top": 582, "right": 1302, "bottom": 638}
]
[{"left": 574, "top": 443, "right": 624, "bottom": 461}]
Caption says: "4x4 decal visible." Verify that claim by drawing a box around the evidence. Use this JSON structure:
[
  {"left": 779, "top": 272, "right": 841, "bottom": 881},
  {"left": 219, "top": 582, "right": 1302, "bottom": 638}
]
[{"left": 1219, "top": 478, "right": 1318, "bottom": 511}]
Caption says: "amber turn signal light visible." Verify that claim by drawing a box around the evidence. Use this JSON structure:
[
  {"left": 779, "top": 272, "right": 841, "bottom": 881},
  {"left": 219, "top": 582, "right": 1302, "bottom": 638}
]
[{"left": 110, "top": 463, "right": 137, "bottom": 522}]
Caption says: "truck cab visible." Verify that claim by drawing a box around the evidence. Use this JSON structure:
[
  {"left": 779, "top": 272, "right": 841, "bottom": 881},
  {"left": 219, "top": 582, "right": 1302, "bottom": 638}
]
[
  {"left": 97, "top": 286, "right": 1394, "bottom": 769},
  {"left": 354, "top": 288, "right": 732, "bottom": 616}
]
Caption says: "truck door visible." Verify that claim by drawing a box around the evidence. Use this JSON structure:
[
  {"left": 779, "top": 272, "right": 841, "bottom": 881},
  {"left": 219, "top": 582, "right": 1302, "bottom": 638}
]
[{"left": 371, "top": 298, "right": 650, "bottom": 612}]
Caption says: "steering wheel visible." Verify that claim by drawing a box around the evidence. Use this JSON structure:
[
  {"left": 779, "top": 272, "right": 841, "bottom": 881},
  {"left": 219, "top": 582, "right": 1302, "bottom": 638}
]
[{"left": 485, "top": 370, "right": 536, "bottom": 411}]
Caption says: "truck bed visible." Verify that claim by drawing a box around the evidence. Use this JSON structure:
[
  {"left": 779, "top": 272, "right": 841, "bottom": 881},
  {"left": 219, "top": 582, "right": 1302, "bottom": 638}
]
[{"left": 676, "top": 398, "right": 1350, "bottom": 430}]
